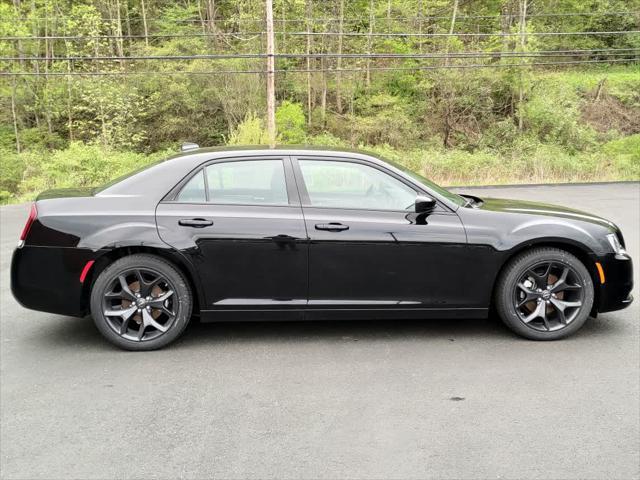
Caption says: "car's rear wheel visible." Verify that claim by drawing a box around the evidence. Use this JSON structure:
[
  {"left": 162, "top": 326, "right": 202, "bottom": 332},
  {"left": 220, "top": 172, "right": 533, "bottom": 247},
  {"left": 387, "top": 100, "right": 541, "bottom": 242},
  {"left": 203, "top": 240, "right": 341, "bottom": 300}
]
[
  {"left": 495, "top": 247, "right": 594, "bottom": 340},
  {"left": 90, "top": 254, "right": 192, "bottom": 350}
]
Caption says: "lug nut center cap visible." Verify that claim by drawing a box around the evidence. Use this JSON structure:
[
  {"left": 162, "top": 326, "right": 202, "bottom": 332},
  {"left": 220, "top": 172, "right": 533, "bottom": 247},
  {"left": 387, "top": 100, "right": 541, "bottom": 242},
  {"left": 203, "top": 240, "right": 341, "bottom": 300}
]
[
  {"left": 136, "top": 298, "right": 147, "bottom": 308},
  {"left": 541, "top": 290, "right": 551, "bottom": 301}
]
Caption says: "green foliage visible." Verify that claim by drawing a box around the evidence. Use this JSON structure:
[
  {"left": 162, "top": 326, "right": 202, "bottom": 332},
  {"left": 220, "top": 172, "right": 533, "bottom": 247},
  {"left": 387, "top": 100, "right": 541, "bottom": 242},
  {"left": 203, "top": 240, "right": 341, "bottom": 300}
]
[
  {"left": 0, "top": 149, "right": 25, "bottom": 195},
  {"left": 2, "top": 142, "right": 171, "bottom": 204},
  {"left": 275, "top": 101, "right": 306, "bottom": 144},
  {"left": 72, "top": 80, "right": 151, "bottom": 149},
  {"left": 1, "top": 0, "right": 638, "bottom": 205},
  {"left": 227, "top": 113, "right": 270, "bottom": 145},
  {"left": 603, "top": 135, "right": 640, "bottom": 178},
  {"left": 522, "top": 80, "right": 597, "bottom": 150}
]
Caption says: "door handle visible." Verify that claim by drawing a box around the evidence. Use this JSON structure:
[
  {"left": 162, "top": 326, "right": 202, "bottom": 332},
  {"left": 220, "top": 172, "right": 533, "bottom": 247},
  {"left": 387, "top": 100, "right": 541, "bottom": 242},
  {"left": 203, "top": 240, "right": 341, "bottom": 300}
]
[
  {"left": 315, "top": 223, "right": 349, "bottom": 232},
  {"left": 178, "top": 218, "right": 213, "bottom": 228}
]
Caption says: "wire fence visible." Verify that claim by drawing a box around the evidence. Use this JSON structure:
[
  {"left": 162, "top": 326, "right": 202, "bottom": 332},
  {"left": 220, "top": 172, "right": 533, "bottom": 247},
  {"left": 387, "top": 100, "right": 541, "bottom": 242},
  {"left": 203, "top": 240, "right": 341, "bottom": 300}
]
[
  {"left": 4, "top": 11, "right": 637, "bottom": 23},
  {"left": 2, "top": 48, "right": 638, "bottom": 62},
  {"left": 2, "top": 58, "right": 635, "bottom": 77},
  {"left": 3, "top": 30, "right": 639, "bottom": 41}
]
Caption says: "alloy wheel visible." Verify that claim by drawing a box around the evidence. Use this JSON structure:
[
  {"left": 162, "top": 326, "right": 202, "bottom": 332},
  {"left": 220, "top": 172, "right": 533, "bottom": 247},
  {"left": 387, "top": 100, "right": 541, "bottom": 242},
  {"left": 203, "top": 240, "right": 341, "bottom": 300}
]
[
  {"left": 101, "top": 268, "right": 177, "bottom": 341},
  {"left": 513, "top": 261, "right": 585, "bottom": 332}
]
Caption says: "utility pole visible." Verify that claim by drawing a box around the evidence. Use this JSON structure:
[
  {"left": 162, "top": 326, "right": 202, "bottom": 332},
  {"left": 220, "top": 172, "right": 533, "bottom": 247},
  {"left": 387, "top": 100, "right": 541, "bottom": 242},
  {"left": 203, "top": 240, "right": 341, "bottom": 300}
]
[
  {"left": 336, "top": 0, "right": 344, "bottom": 113},
  {"left": 517, "top": 0, "right": 528, "bottom": 131},
  {"left": 266, "top": 0, "right": 276, "bottom": 148}
]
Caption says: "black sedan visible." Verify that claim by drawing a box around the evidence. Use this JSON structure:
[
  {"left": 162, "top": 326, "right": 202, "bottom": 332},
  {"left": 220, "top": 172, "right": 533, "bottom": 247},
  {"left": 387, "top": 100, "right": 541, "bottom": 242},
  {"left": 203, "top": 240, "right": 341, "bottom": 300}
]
[{"left": 11, "top": 146, "right": 634, "bottom": 350}]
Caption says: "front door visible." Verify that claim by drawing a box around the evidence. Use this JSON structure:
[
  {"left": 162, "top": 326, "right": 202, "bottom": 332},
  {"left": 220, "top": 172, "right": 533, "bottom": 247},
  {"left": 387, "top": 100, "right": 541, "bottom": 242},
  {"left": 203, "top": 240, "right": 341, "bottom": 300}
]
[
  {"left": 156, "top": 156, "right": 307, "bottom": 319},
  {"left": 293, "top": 156, "right": 473, "bottom": 317}
]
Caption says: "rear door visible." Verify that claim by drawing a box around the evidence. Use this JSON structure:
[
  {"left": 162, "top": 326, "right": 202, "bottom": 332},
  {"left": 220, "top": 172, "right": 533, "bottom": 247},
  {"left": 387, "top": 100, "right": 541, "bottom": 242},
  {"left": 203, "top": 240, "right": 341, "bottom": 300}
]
[
  {"left": 292, "top": 156, "right": 472, "bottom": 317},
  {"left": 156, "top": 156, "right": 308, "bottom": 319}
]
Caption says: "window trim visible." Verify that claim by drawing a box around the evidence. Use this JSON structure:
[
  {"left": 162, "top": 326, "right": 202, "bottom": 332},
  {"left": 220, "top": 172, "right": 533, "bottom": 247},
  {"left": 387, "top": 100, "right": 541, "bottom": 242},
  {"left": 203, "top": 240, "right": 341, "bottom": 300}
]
[
  {"left": 163, "top": 155, "right": 300, "bottom": 207},
  {"left": 291, "top": 155, "right": 448, "bottom": 214}
]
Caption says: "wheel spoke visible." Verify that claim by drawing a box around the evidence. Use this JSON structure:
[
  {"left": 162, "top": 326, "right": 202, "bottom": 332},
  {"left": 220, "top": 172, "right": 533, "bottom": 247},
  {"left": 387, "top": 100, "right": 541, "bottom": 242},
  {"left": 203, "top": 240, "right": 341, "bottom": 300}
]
[
  {"left": 136, "top": 270, "right": 164, "bottom": 297},
  {"left": 516, "top": 283, "right": 539, "bottom": 308},
  {"left": 551, "top": 300, "right": 567, "bottom": 324},
  {"left": 104, "top": 305, "right": 136, "bottom": 319},
  {"left": 114, "top": 275, "right": 136, "bottom": 301},
  {"left": 541, "top": 309, "right": 551, "bottom": 331},
  {"left": 551, "top": 282, "right": 582, "bottom": 294},
  {"left": 142, "top": 309, "right": 168, "bottom": 333},
  {"left": 137, "top": 323, "right": 146, "bottom": 340},
  {"left": 147, "top": 290, "right": 174, "bottom": 308},
  {"left": 526, "top": 263, "right": 552, "bottom": 289},
  {"left": 523, "top": 301, "right": 545, "bottom": 323},
  {"left": 120, "top": 315, "right": 132, "bottom": 334},
  {"left": 551, "top": 298, "right": 582, "bottom": 310}
]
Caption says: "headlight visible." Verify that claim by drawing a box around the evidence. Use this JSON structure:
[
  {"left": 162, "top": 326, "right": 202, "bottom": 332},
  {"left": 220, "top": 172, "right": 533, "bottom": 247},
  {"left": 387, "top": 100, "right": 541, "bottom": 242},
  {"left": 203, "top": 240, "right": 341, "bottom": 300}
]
[{"left": 606, "top": 233, "right": 627, "bottom": 255}]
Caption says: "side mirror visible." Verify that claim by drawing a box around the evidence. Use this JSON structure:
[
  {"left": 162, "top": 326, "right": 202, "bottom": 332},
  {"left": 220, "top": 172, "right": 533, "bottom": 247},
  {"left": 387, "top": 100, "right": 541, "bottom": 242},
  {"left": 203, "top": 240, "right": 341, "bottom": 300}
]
[{"left": 415, "top": 195, "right": 436, "bottom": 214}]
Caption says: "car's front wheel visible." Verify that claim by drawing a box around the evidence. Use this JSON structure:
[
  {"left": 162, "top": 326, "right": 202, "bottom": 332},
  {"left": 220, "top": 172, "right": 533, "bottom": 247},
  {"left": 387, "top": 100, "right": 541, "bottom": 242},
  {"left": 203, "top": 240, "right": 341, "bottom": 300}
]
[
  {"left": 90, "top": 254, "right": 192, "bottom": 350},
  {"left": 495, "top": 247, "right": 594, "bottom": 340}
]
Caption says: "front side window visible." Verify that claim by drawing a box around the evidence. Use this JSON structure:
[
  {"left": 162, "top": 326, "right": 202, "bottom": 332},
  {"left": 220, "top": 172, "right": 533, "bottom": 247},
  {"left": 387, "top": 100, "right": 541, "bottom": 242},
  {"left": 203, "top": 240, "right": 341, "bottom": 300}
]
[
  {"left": 299, "top": 160, "right": 417, "bottom": 211},
  {"left": 176, "top": 159, "right": 289, "bottom": 205}
]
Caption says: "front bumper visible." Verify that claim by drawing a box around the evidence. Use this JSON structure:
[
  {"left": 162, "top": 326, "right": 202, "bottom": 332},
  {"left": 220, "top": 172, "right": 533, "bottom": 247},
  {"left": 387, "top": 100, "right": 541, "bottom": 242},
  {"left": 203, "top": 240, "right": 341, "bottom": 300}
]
[{"left": 595, "top": 253, "right": 634, "bottom": 313}]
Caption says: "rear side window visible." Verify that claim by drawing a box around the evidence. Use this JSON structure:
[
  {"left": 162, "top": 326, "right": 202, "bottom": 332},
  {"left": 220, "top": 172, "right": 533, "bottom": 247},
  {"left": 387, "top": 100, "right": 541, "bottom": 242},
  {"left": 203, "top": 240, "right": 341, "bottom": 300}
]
[
  {"left": 176, "top": 159, "right": 289, "bottom": 205},
  {"left": 176, "top": 170, "right": 206, "bottom": 202}
]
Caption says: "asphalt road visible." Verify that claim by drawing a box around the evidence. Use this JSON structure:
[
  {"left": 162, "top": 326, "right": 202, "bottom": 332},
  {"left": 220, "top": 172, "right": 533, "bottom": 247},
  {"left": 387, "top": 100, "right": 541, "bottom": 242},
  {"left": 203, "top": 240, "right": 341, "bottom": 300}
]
[{"left": 1, "top": 183, "right": 639, "bottom": 480}]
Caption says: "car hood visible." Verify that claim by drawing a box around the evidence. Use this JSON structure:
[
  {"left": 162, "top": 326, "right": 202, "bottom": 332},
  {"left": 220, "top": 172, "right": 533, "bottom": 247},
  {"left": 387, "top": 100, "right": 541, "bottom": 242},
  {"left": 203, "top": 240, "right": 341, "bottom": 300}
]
[{"left": 473, "top": 196, "right": 618, "bottom": 231}]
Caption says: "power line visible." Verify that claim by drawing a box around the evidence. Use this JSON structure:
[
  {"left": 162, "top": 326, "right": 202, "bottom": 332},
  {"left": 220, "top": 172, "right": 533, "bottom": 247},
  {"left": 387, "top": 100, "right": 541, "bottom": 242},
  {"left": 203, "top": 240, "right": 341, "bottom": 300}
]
[
  {"left": 1, "top": 58, "right": 635, "bottom": 76},
  {"left": 271, "top": 30, "right": 640, "bottom": 37},
  {"left": 3, "top": 48, "right": 637, "bottom": 62},
  {"left": 4, "top": 11, "right": 637, "bottom": 23},
  {"left": 2, "top": 30, "right": 638, "bottom": 41}
]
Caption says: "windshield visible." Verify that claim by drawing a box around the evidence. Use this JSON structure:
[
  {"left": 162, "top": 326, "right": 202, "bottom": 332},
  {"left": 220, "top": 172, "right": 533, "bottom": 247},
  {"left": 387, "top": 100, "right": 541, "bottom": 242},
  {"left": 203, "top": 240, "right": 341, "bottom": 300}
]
[{"left": 383, "top": 158, "right": 467, "bottom": 207}]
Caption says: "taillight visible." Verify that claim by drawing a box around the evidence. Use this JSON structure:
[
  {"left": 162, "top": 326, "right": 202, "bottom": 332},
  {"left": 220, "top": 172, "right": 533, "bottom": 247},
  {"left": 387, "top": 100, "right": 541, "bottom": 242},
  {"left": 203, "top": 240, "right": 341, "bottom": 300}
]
[{"left": 18, "top": 203, "right": 37, "bottom": 247}]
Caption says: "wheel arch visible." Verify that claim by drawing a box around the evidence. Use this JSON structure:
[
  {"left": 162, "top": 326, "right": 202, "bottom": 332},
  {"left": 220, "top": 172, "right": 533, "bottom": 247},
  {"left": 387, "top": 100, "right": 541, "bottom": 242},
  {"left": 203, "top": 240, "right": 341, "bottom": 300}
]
[
  {"left": 490, "top": 238, "right": 600, "bottom": 317},
  {"left": 81, "top": 247, "right": 203, "bottom": 316}
]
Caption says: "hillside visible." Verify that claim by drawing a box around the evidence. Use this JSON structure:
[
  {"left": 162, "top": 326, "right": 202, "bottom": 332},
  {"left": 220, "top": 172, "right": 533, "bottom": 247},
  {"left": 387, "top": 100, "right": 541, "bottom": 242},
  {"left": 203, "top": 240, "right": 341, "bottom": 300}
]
[{"left": 1, "top": 1, "right": 638, "bottom": 203}]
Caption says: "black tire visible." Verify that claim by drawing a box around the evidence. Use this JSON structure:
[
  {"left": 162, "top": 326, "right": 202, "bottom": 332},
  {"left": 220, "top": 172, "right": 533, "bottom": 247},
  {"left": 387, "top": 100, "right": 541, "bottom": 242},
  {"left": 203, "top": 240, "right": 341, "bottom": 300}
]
[
  {"left": 90, "top": 254, "right": 192, "bottom": 351},
  {"left": 495, "top": 247, "right": 594, "bottom": 340}
]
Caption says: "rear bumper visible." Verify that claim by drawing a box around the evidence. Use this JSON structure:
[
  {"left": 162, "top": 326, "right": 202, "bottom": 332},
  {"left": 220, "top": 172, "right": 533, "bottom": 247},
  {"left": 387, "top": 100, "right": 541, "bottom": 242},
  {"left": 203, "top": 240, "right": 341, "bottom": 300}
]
[
  {"left": 595, "top": 253, "right": 634, "bottom": 313},
  {"left": 11, "top": 245, "right": 96, "bottom": 317}
]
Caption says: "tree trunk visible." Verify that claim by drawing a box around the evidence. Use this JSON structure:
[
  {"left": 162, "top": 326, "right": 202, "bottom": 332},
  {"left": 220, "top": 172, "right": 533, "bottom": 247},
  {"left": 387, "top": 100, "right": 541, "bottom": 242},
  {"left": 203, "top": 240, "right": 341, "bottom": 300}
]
[
  {"left": 206, "top": 0, "right": 215, "bottom": 34},
  {"left": 11, "top": 76, "right": 21, "bottom": 153},
  {"left": 115, "top": 0, "right": 124, "bottom": 58},
  {"left": 444, "top": 0, "right": 459, "bottom": 66},
  {"left": 12, "top": 0, "right": 25, "bottom": 68},
  {"left": 335, "top": 0, "right": 344, "bottom": 113},
  {"left": 141, "top": 0, "right": 149, "bottom": 46},
  {"left": 320, "top": 36, "right": 327, "bottom": 127},
  {"left": 594, "top": 78, "right": 607, "bottom": 102},
  {"left": 29, "top": 0, "right": 41, "bottom": 129},
  {"left": 197, "top": 0, "right": 207, "bottom": 34},
  {"left": 417, "top": 0, "right": 423, "bottom": 54},
  {"left": 64, "top": 38, "right": 74, "bottom": 140},
  {"left": 366, "top": 0, "right": 374, "bottom": 87},
  {"left": 265, "top": 0, "right": 276, "bottom": 147},
  {"left": 386, "top": 0, "right": 391, "bottom": 32},
  {"left": 281, "top": 0, "right": 286, "bottom": 49},
  {"left": 43, "top": 14, "right": 53, "bottom": 135}
]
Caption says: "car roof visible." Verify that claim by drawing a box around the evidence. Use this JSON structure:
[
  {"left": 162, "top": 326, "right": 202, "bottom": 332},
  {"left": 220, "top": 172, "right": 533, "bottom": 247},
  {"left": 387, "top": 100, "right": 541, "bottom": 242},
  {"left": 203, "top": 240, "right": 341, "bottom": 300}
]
[
  {"left": 164, "top": 145, "right": 379, "bottom": 162},
  {"left": 98, "top": 145, "right": 461, "bottom": 212}
]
